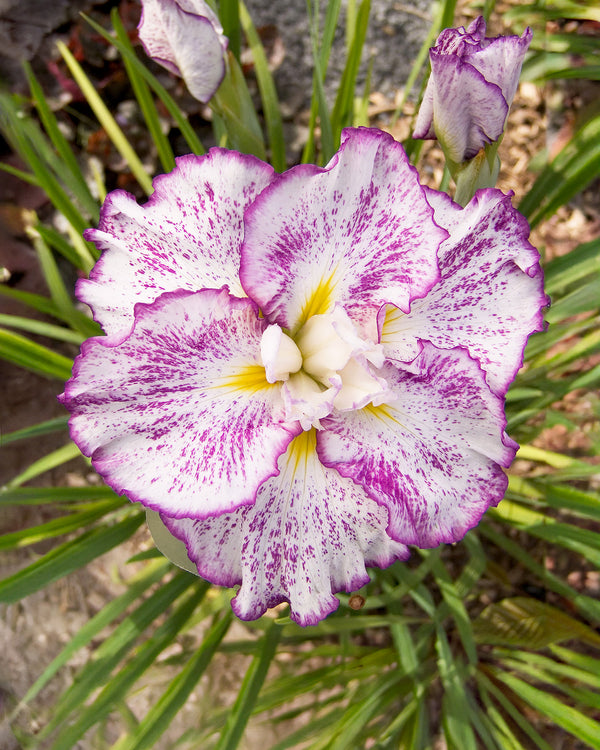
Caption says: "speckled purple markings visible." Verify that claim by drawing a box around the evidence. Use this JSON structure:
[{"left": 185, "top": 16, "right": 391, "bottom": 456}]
[{"left": 62, "top": 127, "right": 546, "bottom": 626}]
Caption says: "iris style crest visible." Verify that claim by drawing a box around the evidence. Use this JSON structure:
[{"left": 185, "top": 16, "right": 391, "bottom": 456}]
[
  {"left": 413, "top": 17, "right": 532, "bottom": 163},
  {"left": 61, "top": 128, "right": 546, "bottom": 626}
]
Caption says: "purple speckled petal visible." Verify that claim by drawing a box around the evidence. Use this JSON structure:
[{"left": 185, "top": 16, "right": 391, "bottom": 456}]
[
  {"left": 60, "top": 288, "right": 299, "bottom": 518},
  {"left": 240, "top": 127, "right": 445, "bottom": 338},
  {"left": 379, "top": 188, "right": 547, "bottom": 396},
  {"left": 138, "top": 0, "right": 227, "bottom": 103},
  {"left": 413, "top": 20, "right": 489, "bottom": 144},
  {"left": 465, "top": 16, "right": 487, "bottom": 40},
  {"left": 163, "top": 430, "right": 409, "bottom": 626},
  {"left": 81, "top": 149, "right": 275, "bottom": 336},
  {"left": 318, "top": 343, "right": 518, "bottom": 548},
  {"left": 428, "top": 52, "right": 507, "bottom": 162},
  {"left": 463, "top": 28, "right": 532, "bottom": 106}
]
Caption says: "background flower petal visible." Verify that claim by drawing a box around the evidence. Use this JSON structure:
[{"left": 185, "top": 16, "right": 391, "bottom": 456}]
[
  {"left": 138, "top": 0, "right": 227, "bottom": 102},
  {"left": 380, "top": 188, "right": 547, "bottom": 395},
  {"left": 318, "top": 343, "right": 517, "bottom": 548},
  {"left": 81, "top": 150, "right": 275, "bottom": 335},
  {"left": 240, "top": 127, "right": 444, "bottom": 337},
  {"left": 60, "top": 288, "right": 299, "bottom": 518},
  {"left": 413, "top": 18, "right": 530, "bottom": 162},
  {"left": 465, "top": 28, "right": 532, "bottom": 105},
  {"left": 163, "top": 429, "right": 409, "bottom": 626}
]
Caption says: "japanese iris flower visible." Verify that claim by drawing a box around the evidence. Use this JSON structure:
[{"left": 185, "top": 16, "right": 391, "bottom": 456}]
[
  {"left": 60, "top": 128, "right": 546, "bottom": 626},
  {"left": 413, "top": 16, "right": 531, "bottom": 163},
  {"left": 138, "top": 0, "right": 228, "bottom": 103}
]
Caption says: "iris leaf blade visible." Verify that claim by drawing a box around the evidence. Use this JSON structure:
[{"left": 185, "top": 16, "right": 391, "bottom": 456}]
[
  {"left": 36, "top": 223, "right": 98, "bottom": 274},
  {"left": 0, "top": 486, "right": 121, "bottom": 505},
  {"left": 219, "top": 0, "right": 241, "bottom": 60},
  {"left": 493, "top": 671, "right": 600, "bottom": 749},
  {"left": 111, "top": 9, "right": 176, "bottom": 174},
  {"left": 39, "top": 570, "right": 196, "bottom": 742},
  {"left": 0, "top": 284, "right": 98, "bottom": 334},
  {"left": 479, "top": 523, "right": 600, "bottom": 622},
  {"left": 0, "top": 512, "right": 144, "bottom": 604},
  {"left": 17, "top": 558, "right": 171, "bottom": 707},
  {"left": 519, "top": 112, "right": 600, "bottom": 227},
  {"left": 476, "top": 670, "right": 554, "bottom": 750},
  {"left": 436, "top": 627, "right": 478, "bottom": 750},
  {"left": 0, "top": 314, "right": 84, "bottom": 344},
  {"left": 5, "top": 442, "right": 83, "bottom": 489},
  {"left": 215, "top": 619, "right": 282, "bottom": 750},
  {"left": 238, "top": 1, "right": 286, "bottom": 172},
  {"left": 47, "top": 580, "right": 210, "bottom": 750},
  {"left": 0, "top": 416, "right": 69, "bottom": 445},
  {"left": 81, "top": 13, "right": 205, "bottom": 155},
  {"left": 57, "top": 41, "right": 154, "bottom": 195},
  {"left": 0, "top": 498, "right": 124, "bottom": 551},
  {"left": 23, "top": 61, "right": 99, "bottom": 220},
  {"left": 112, "top": 610, "right": 233, "bottom": 750},
  {"left": 330, "top": 0, "right": 370, "bottom": 144},
  {"left": 0, "top": 93, "right": 89, "bottom": 234},
  {"left": 426, "top": 552, "right": 478, "bottom": 664},
  {"left": 0, "top": 327, "right": 73, "bottom": 380}
]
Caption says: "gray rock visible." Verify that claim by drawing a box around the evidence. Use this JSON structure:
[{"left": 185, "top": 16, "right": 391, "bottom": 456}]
[
  {"left": 0, "top": 0, "right": 93, "bottom": 86},
  {"left": 246, "top": 0, "right": 431, "bottom": 111}
]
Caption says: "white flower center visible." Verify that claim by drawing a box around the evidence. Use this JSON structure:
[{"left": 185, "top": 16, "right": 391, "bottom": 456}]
[{"left": 260, "top": 306, "right": 391, "bottom": 430}]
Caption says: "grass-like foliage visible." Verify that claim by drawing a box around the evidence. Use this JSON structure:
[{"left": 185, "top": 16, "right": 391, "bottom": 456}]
[{"left": 1, "top": 0, "right": 599, "bottom": 747}]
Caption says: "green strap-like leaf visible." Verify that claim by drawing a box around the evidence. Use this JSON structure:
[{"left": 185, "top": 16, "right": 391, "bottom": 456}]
[
  {"left": 38, "top": 569, "right": 195, "bottom": 742},
  {"left": 112, "top": 610, "right": 233, "bottom": 750},
  {"left": 111, "top": 9, "right": 176, "bottom": 174},
  {"left": 48, "top": 580, "right": 209, "bottom": 750},
  {"left": 57, "top": 41, "right": 154, "bottom": 195},
  {"left": 427, "top": 553, "right": 478, "bottom": 664},
  {"left": 81, "top": 13, "right": 205, "bottom": 156},
  {"left": 0, "top": 511, "right": 144, "bottom": 603},
  {"left": 0, "top": 327, "right": 73, "bottom": 380},
  {"left": 0, "top": 284, "right": 98, "bottom": 335},
  {"left": 215, "top": 619, "right": 282, "bottom": 750},
  {"left": 330, "top": 0, "right": 370, "bottom": 146},
  {"left": 0, "top": 314, "right": 84, "bottom": 345},
  {"left": 476, "top": 669, "right": 554, "bottom": 750},
  {"left": 0, "top": 93, "right": 89, "bottom": 234},
  {"left": 219, "top": 0, "right": 242, "bottom": 60},
  {"left": 480, "top": 523, "right": 600, "bottom": 622},
  {"left": 436, "top": 627, "right": 478, "bottom": 750},
  {"left": 0, "top": 485, "right": 120, "bottom": 505},
  {"left": 23, "top": 61, "right": 99, "bottom": 221},
  {"left": 473, "top": 597, "right": 600, "bottom": 649},
  {"left": 5, "top": 442, "right": 83, "bottom": 489},
  {"left": 36, "top": 223, "right": 98, "bottom": 275},
  {"left": 238, "top": 2, "right": 285, "bottom": 171},
  {"left": 519, "top": 112, "right": 600, "bottom": 228},
  {"left": 0, "top": 498, "right": 124, "bottom": 551},
  {"left": 0, "top": 416, "right": 69, "bottom": 446},
  {"left": 494, "top": 671, "right": 600, "bottom": 749},
  {"left": 17, "top": 558, "right": 171, "bottom": 708}
]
